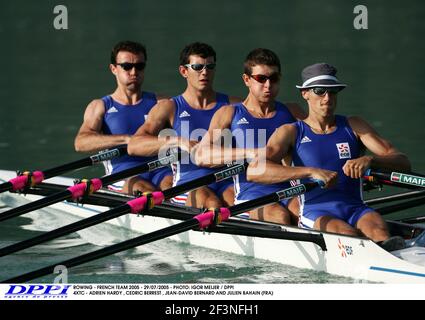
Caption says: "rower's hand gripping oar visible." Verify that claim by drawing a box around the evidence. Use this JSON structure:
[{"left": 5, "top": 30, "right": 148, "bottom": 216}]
[
  {"left": 0, "top": 148, "right": 181, "bottom": 223},
  {"left": 0, "top": 162, "right": 248, "bottom": 258},
  {"left": 0, "top": 146, "right": 127, "bottom": 194},
  {"left": 2, "top": 179, "right": 323, "bottom": 283},
  {"left": 364, "top": 169, "right": 425, "bottom": 189}
]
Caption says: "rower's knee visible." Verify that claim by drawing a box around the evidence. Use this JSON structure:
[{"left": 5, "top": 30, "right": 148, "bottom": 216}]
[
  {"left": 250, "top": 204, "right": 291, "bottom": 225},
  {"left": 159, "top": 175, "right": 173, "bottom": 190},
  {"left": 356, "top": 211, "right": 390, "bottom": 242},
  {"left": 123, "top": 177, "right": 156, "bottom": 195},
  {"left": 314, "top": 216, "right": 359, "bottom": 236}
]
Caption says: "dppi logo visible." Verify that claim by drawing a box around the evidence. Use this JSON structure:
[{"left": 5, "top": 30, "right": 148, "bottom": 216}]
[
  {"left": 4, "top": 284, "right": 71, "bottom": 299},
  {"left": 337, "top": 238, "right": 353, "bottom": 258}
]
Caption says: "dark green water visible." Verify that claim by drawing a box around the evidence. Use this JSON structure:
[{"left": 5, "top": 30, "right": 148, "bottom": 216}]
[{"left": 0, "top": 1, "right": 424, "bottom": 283}]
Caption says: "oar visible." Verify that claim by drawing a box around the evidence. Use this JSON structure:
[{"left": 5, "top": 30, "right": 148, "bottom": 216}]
[
  {"left": 2, "top": 180, "right": 322, "bottom": 283},
  {"left": 364, "top": 169, "right": 425, "bottom": 189},
  {"left": 0, "top": 149, "right": 180, "bottom": 222},
  {"left": 365, "top": 189, "right": 425, "bottom": 206},
  {"left": 0, "top": 162, "right": 248, "bottom": 257},
  {"left": 0, "top": 146, "right": 127, "bottom": 194}
]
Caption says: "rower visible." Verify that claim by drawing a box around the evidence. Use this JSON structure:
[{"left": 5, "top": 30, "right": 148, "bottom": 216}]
[
  {"left": 128, "top": 42, "right": 241, "bottom": 208},
  {"left": 74, "top": 41, "right": 173, "bottom": 195},
  {"left": 247, "top": 62, "right": 411, "bottom": 251},
  {"left": 194, "top": 48, "right": 306, "bottom": 224}
]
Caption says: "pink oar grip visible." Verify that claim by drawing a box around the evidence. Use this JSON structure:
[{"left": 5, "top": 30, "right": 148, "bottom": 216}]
[
  {"left": 67, "top": 178, "right": 103, "bottom": 199},
  {"left": 128, "top": 191, "right": 165, "bottom": 214},
  {"left": 9, "top": 171, "right": 45, "bottom": 190},
  {"left": 194, "top": 208, "right": 231, "bottom": 229}
]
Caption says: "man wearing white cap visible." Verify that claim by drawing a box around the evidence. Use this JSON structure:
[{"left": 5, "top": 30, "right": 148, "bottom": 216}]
[{"left": 247, "top": 63, "right": 411, "bottom": 250}]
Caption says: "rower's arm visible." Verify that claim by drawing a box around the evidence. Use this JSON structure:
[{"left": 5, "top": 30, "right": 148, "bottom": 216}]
[
  {"left": 194, "top": 105, "right": 256, "bottom": 167},
  {"left": 345, "top": 117, "right": 411, "bottom": 177},
  {"left": 248, "top": 124, "right": 303, "bottom": 183},
  {"left": 128, "top": 99, "right": 181, "bottom": 157},
  {"left": 74, "top": 99, "right": 130, "bottom": 153},
  {"left": 247, "top": 124, "right": 338, "bottom": 187}
]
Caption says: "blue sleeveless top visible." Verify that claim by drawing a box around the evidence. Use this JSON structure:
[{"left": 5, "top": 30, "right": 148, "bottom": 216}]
[
  {"left": 172, "top": 93, "right": 230, "bottom": 185},
  {"left": 101, "top": 92, "right": 157, "bottom": 174},
  {"left": 230, "top": 102, "right": 296, "bottom": 198},
  {"left": 292, "top": 115, "right": 364, "bottom": 205}
]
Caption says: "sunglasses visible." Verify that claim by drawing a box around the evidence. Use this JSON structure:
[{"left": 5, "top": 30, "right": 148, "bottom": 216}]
[
  {"left": 116, "top": 62, "right": 146, "bottom": 71},
  {"left": 184, "top": 63, "right": 216, "bottom": 72},
  {"left": 311, "top": 87, "right": 341, "bottom": 96},
  {"left": 250, "top": 73, "right": 280, "bottom": 84}
]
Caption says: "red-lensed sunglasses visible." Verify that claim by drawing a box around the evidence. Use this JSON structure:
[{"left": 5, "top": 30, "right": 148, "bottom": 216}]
[{"left": 250, "top": 73, "right": 280, "bottom": 84}]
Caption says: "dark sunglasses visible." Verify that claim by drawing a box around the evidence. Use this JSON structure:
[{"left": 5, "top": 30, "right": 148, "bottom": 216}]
[
  {"left": 250, "top": 73, "right": 280, "bottom": 84},
  {"left": 116, "top": 62, "right": 146, "bottom": 71},
  {"left": 184, "top": 63, "right": 216, "bottom": 72},
  {"left": 311, "top": 87, "right": 341, "bottom": 96}
]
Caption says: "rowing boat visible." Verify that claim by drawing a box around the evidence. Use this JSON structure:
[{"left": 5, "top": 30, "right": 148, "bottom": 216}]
[{"left": 1, "top": 169, "right": 425, "bottom": 284}]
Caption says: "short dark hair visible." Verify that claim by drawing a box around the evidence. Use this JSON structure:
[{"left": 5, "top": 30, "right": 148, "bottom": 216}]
[
  {"left": 179, "top": 42, "right": 216, "bottom": 66},
  {"left": 110, "top": 41, "right": 147, "bottom": 64},
  {"left": 243, "top": 48, "right": 281, "bottom": 75}
]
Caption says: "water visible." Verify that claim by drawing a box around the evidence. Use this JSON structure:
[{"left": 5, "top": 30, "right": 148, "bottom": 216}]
[{"left": 1, "top": 1, "right": 425, "bottom": 284}]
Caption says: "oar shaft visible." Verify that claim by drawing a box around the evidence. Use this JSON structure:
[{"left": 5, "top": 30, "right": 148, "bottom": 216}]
[
  {"left": 0, "top": 190, "right": 71, "bottom": 222},
  {"left": 365, "top": 170, "right": 425, "bottom": 188},
  {"left": 42, "top": 146, "right": 127, "bottom": 179},
  {"left": 99, "top": 151, "right": 180, "bottom": 186},
  {"left": 162, "top": 162, "right": 247, "bottom": 199},
  {"left": 0, "top": 182, "right": 12, "bottom": 194},
  {"left": 0, "top": 205, "right": 131, "bottom": 257},
  {"left": 0, "top": 146, "right": 127, "bottom": 194}
]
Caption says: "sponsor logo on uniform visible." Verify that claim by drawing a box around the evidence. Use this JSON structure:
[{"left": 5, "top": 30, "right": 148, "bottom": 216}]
[
  {"left": 300, "top": 136, "right": 312, "bottom": 143},
  {"left": 179, "top": 111, "right": 191, "bottom": 118},
  {"left": 236, "top": 117, "right": 249, "bottom": 125},
  {"left": 107, "top": 106, "right": 119, "bottom": 113},
  {"left": 336, "top": 142, "right": 351, "bottom": 159}
]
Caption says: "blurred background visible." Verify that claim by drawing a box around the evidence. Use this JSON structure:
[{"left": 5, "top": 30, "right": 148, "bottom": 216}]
[{"left": 0, "top": 0, "right": 424, "bottom": 177}]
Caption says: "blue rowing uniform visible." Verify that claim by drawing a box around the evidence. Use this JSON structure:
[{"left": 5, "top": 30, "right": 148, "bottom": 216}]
[
  {"left": 292, "top": 115, "right": 374, "bottom": 228},
  {"left": 230, "top": 102, "right": 296, "bottom": 204},
  {"left": 102, "top": 92, "right": 172, "bottom": 189},
  {"left": 172, "top": 93, "right": 232, "bottom": 195}
]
